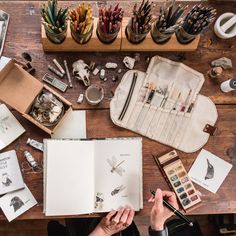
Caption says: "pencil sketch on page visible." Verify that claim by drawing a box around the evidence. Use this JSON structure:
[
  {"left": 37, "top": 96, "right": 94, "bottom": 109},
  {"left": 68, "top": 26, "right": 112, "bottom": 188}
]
[
  {"left": 106, "top": 156, "right": 125, "bottom": 176},
  {"left": 95, "top": 192, "right": 104, "bottom": 210},
  {"left": 0, "top": 116, "right": 11, "bottom": 134},
  {"left": 2, "top": 173, "right": 12, "bottom": 187},
  {"left": 9, "top": 196, "right": 24, "bottom": 212},
  {"left": 111, "top": 185, "right": 126, "bottom": 196},
  {"left": 205, "top": 158, "right": 214, "bottom": 180}
]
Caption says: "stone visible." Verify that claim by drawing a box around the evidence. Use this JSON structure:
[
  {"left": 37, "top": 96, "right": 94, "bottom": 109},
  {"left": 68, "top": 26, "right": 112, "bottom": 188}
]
[
  {"left": 99, "top": 69, "right": 106, "bottom": 80},
  {"left": 105, "top": 62, "right": 118, "bottom": 69},
  {"left": 123, "top": 56, "right": 135, "bottom": 69},
  {"left": 208, "top": 66, "right": 223, "bottom": 79},
  {"left": 77, "top": 94, "right": 84, "bottom": 104},
  {"left": 211, "top": 57, "right": 232, "bottom": 70}
]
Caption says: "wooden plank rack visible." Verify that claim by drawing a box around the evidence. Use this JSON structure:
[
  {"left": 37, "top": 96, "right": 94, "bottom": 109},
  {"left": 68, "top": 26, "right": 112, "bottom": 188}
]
[{"left": 42, "top": 17, "right": 200, "bottom": 52}]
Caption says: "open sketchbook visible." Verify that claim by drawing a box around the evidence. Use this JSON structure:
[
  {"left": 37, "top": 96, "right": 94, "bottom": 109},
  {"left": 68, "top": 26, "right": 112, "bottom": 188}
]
[{"left": 43, "top": 138, "right": 143, "bottom": 216}]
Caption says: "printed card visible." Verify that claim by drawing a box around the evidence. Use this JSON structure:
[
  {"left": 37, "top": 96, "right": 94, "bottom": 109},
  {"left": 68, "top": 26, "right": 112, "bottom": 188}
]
[
  {"left": 0, "top": 184, "right": 37, "bottom": 221},
  {"left": 0, "top": 104, "right": 25, "bottom": 150},
  {"left": 188, "top": 149, "right": 232, "bottom": 193}
]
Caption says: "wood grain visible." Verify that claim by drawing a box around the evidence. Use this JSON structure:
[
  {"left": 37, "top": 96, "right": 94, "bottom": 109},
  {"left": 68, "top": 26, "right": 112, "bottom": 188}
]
[
  {"left": 0, "top": 1, "right": 235, "bottom": 109},
  {"left": 1, "top": 105, "right": 235, "bottom": 220},
  {"left": 0, "top": 0, "right": 236, "bottom": 221}
]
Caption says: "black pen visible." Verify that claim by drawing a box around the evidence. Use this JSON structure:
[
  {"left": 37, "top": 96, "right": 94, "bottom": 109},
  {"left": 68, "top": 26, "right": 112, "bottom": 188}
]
[{"left": 150, "top": 190, "right": 193, "bottom": 227}]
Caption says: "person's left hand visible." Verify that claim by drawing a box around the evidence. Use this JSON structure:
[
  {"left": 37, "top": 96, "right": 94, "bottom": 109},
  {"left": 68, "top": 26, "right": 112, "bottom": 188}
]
[{"left": 89, "top": 207, "right": 135, "bottom": 236}]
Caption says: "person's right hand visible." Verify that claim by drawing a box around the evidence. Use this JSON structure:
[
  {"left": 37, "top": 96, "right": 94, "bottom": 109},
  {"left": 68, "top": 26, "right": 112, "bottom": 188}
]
[{"left": 148, "top": 188, "right": 179, "bottom": 231}]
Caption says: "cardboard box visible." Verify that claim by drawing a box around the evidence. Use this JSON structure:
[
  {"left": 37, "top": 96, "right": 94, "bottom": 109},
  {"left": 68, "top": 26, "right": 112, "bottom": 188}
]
[{"left": 0, "top": 58, "right": 72, "bottom": 135}]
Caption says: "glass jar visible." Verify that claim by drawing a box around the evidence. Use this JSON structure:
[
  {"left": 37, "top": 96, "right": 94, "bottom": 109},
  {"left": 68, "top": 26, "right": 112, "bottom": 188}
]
[
  {"left": 70, "top": 21, "right": 94, "bottom": 44},
  {"left": 44, "top": 23, "right": 68, "bottom": 44},
  {"left": 125, "top": 21, "right": 149, "bottom": 44},
  {"left": 176, "top": 27, "right": 196, "bottom": 44},
  {"left": 96, "top": 23, "right": 120, "bottom": 44},
  {"left": 151, "top": 23, "right": 173, "bottom": 44}
]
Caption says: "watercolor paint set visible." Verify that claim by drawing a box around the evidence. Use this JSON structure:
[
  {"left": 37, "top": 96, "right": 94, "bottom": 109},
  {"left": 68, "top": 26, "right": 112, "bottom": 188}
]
[{"left": 154, "top": 150, "right": 201, "bottom": 211}]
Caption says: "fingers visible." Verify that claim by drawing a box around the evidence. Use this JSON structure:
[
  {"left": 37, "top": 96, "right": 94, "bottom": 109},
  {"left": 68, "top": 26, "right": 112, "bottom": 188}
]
[
  {"left": 105, "top": 209, "right": 118, "bottom": 224},
  {"left": 126, "top": 209, "right": 135, "bottom": 226},
  {"left": 120, "top": 208, "right": 131, "bottom": 225},
  {"left": 112, "top": 208, "right": 125, "bottom": 224},
  {"left": 154, "top": 189, "right": 163, "bottom": 209},
  {"left": 162, "top": 190, "right": 178, "bottom": 208}
]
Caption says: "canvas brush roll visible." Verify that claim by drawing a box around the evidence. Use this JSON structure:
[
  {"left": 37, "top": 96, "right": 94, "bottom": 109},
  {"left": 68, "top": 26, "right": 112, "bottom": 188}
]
[{"left": 110, "top": 56, "right": 218, "bottom": 153}]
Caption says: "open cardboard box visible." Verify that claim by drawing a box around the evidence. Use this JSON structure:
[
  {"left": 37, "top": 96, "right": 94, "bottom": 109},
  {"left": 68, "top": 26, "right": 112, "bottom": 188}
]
[{"left": 0, "top": 58, "right": 72, "bottom": 135}]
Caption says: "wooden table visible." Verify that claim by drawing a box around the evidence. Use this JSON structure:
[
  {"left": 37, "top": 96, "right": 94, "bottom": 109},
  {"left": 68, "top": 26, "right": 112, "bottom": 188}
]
[{"left": 0, "top": 1, "right": 236, "bottom": 220}]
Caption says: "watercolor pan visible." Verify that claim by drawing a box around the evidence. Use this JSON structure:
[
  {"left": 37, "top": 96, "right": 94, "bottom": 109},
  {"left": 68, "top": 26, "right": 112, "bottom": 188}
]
[{"left": 155, "top": 150, "right": 202, "bottom": 211}]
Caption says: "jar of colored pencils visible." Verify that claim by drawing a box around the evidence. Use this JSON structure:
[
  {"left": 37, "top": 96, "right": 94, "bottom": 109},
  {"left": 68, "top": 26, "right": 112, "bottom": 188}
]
[
  {"left": 70, "top": 3, "right": 94, "bottom": 44},
  {"left": 44, "top": 24, "right": 68, "bottom": 44},
  {"left": 41, "top": 0, "right": 68, "bottom": 44},
  {"left": 96, "top": 4, "right": 123, "bottom": 44},
  {"left": 175, "top": 27, "right": 196, "bottom": 44},
  {"left": 126, "top": 21, "right": 149, "bottom": 44},
  {"left": 70, "top": 21, "right": 94, "bottom": 44},
  {"left": 126, "top": 1, "right": 153, "bottom": 44},
  {"left": 96, "top": 23, "right": 120, "bottom": 44},
  {"left": 151, "top": 22, "right": 173, "bottom": 44}
]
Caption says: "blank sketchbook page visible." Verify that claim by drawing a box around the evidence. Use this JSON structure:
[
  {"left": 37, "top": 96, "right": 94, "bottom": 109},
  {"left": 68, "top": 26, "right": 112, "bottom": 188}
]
[
  {"left": 45, "top": 140, "right": 94, "bottom": 216},
  {"left": 94, "top": 138, "right": 142, "bottom": 212}
]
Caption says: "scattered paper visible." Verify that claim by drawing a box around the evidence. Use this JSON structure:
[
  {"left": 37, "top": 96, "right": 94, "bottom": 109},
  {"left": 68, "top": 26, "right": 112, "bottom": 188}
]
[
  {"left": 51, "top": 110, "right": 86, "bottom": 139},
  {"left": 0, "top": 104, "right": 25, "bottom": 150},
  {"left": 0, "top": 184, "right": 37, "bottom": 222},
  {"left": 188, "top": 149, "right": 232, "bottom": 193}
]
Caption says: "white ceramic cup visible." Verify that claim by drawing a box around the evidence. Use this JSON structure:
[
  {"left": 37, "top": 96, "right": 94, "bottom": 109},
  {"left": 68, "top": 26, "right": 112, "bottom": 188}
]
[
  {"left": 214, "top": 13, "right": 236, "bottom": 39},
  {"left": 85, "top": 85, "right": 104, "bottom": 105}
]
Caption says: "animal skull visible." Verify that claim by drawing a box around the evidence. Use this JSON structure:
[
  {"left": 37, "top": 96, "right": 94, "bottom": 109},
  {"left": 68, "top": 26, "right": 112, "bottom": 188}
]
[{"left": 72, "top": 60, "right": 90, "bottom": 86}]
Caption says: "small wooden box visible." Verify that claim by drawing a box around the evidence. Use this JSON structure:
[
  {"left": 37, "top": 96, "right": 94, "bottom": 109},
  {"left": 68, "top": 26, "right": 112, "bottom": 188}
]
[
  {"left": 0, "top": 58, "right": 72, "bottom": 135},
  {"left": 121, "top": 18, "right": 200, "bottom": 51},
  {"left": 42, "top": 18, "right": 121, "bottom": 52}
]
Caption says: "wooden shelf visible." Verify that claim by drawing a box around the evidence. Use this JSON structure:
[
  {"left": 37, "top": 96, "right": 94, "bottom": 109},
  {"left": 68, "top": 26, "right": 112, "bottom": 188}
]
[{"left": 42, "top": 17, "right": 200, "bottom": 52}]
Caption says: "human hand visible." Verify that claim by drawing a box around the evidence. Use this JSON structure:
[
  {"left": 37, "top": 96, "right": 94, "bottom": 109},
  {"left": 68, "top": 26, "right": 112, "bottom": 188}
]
[
  {"left": 90, "top": 207, "right": 135, "bottom": 236},
  {"left": 148, "top": 188, "right": 178, "bottom": 231}
]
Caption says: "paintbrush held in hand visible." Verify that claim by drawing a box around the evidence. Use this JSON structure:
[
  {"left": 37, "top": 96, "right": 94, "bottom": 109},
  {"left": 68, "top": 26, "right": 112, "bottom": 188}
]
[
  {"left": 41, "top": 0, "right": 68, "bottom": 34},
  {"left": 98, "top": 4, "right": 124, "bottom": 34},
  {"left": 131, "top": 0, "right": 155, "bottom": 34},
  {"left": 182, "top": 4, "right": 217, "bottom": 35},
  {"left": 70, "top": 2, "right": 93, "bottom": 35},
  {"left": 156, "top": 1, "right": 187, "bottom": 33}
]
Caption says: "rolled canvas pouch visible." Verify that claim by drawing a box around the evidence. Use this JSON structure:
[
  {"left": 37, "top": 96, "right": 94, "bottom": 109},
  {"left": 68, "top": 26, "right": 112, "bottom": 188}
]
[{"left": 110, "top": 56, "right": 218, "bottom": 153}]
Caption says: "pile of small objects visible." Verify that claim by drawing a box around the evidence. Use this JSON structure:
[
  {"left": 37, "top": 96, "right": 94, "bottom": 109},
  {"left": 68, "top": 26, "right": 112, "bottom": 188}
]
[{"left": 31, "top": 91, "right": 64, "bottom": 126}]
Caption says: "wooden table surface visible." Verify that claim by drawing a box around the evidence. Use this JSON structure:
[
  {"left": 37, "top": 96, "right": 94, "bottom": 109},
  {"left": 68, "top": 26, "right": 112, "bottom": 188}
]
[{"left": 0, "top": 1, "right": 236, "bottom": 220}]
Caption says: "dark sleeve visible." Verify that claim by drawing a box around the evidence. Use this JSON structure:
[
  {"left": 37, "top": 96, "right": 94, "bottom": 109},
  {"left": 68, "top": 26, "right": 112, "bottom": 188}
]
[{"left": 148, "top": 226, "right": 168, "bottom": 236}]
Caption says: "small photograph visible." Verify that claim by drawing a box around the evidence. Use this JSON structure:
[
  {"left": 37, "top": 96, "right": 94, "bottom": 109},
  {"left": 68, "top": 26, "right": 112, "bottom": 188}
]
[
  {"left": 188, "top": 149, "right": 232, "bottom": 194},
  {"left": 2, "top": 173, "right": 12, "bottom": 187},
  {"left": 9, "top": 196, "right": 24, "bottom": 212},
  {"left": 0, "top": 10, "right": 10, "bottom": 56}
]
